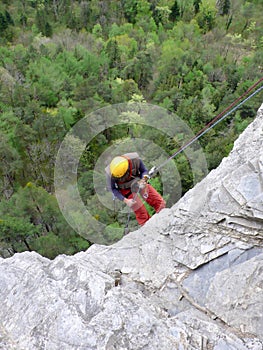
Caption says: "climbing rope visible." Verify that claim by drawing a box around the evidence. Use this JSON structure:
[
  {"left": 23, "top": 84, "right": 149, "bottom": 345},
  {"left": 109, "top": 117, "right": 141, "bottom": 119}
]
[
  {"left": 123, "top": 185, "right": 141, "bottom": 235},
  {"left": 149, "top": 77, "right": 263, "bottom": 177}
]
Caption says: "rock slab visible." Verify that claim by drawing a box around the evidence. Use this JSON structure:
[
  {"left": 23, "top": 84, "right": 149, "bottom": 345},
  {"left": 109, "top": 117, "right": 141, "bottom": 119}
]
[{"left": 0, "top": 104, "right": 263, "bottom": 349}]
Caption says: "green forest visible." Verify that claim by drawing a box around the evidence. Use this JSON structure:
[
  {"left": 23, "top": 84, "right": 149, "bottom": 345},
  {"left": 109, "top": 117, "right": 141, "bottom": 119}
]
[{"left": 0, "top": 0, "right": 262, "bottom": 259}]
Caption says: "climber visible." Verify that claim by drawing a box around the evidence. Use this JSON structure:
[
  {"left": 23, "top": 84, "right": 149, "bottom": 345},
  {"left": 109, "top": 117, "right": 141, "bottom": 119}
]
[{"left": 105, "top": 152, "right": 166, "bottom": 226}]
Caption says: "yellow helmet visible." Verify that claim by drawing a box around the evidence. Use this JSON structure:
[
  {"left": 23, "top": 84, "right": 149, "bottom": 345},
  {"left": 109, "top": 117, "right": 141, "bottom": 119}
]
[{"left": 110, "top": 156, "right": 129, "bottom": 178}]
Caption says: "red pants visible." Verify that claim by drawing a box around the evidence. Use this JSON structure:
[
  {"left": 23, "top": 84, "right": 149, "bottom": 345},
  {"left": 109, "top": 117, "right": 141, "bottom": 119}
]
[{"left": 125, "top": 185, "right": 166, "bottom": 226}]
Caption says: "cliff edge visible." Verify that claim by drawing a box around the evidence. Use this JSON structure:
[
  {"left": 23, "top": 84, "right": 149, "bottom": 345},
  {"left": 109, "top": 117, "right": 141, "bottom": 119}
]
[{"left": 0, "top": 104, "right": 263, "bottom": 350}]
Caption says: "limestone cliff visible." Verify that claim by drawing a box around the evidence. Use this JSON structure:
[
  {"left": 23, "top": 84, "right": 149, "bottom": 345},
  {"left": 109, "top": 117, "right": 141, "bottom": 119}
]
[{"left": 0, "top": 104, "right": 263, "bottom": 350}]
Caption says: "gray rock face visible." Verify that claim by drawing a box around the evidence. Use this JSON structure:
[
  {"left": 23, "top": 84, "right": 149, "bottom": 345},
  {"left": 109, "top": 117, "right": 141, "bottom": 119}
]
[{"left": 1, "top": 104, "right": 263, "bottom": 349}]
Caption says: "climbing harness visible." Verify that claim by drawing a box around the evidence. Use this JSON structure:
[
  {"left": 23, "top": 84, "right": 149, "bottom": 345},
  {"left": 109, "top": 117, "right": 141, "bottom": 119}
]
[{"left": 149, "top": 78, "right": 263, "bottom": 177}]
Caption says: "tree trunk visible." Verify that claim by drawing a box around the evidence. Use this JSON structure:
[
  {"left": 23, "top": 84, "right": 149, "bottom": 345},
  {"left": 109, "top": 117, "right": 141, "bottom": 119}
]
[{"left": 23, "top": 239, "right": 32, "bottom": 251}]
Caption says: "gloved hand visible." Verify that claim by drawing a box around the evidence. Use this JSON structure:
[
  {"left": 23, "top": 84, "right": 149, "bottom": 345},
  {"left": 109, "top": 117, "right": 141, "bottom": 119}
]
[
  {"left": 137, "top": 179, "right": 147, "bottom": 189},
  {"left": 124, "top": 198, "right": 135, "bottom": 208},
  {"left": 138, "top": 175, "right": 149, "bottom": 189}
]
